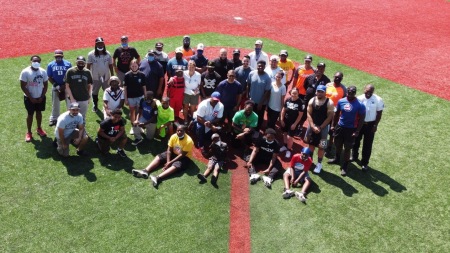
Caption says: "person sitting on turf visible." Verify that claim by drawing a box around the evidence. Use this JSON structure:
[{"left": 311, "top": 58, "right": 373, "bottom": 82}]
[
  {"left": 246, "top": 128, "right": 283, "bottom": 188},
  {"left": 132, "top": 125, "right": 194, "bottom": 188},
  {"left": 96, "top": 108, "right": 127, "bottom": 157},
  {"left": 132, "top": 91, "right": 158, "bottom": 145},
  {"left": 282, "top": 147, "right": 313, "bottom": 203},
  {"left": 231, "top": 100, "right": 258, "bottom": 157},
  {"left": 197, "top": 133, "right": 228, "bottom": 187},
  {"left": 194, "top": 91, "right": 224, "bottom": 153}
]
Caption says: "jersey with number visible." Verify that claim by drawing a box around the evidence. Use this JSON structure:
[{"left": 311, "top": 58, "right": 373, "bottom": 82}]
[{"left": 47, "top": 59, "right": 72, "bottom": 86}]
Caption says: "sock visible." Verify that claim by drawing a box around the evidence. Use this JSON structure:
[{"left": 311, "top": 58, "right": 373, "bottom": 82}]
[
  {"left": 318, "top": 157, "right": 323, "bottom": 163},
  {"left": 92, "top": 95, "right": 98, "bottom": 108}
]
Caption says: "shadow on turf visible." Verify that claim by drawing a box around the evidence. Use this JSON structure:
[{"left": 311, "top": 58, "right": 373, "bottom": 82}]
[{"left": 317, "top": 169, "right": 359, "bottom": 197}]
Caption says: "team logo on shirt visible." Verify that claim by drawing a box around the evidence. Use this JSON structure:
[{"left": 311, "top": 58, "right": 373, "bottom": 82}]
[
  {"left": 343, "top": 103, "right": 353, "bottom": 112},
  {"left": 294, "top": 162, "right": 304, "bottom": 171}
]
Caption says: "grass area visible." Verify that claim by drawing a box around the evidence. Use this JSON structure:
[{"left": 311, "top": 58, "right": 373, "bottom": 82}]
[{"left": 1, "top": 33, "right": 449, "bottom": 252}]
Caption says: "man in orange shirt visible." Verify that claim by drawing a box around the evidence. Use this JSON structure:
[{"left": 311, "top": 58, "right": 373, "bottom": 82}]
[
  {"left": 178, "top": 35, "right": 194, "bottom": 60},
  {"left": 325, "top": 71, "right": 347, "bottom": 153},
  {"left": 291, "top": 55, "right": 315, "bottom": 100}
]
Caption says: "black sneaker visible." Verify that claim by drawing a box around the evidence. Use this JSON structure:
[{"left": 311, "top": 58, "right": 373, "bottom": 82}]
[
  {"left": 327, "top": 158, "right": 340, "bottom": 164},
  {"left": 361, "top": 165, "right": 368, "bottom": 172},
  {"left": 52, "top": 138, "right": 58, "bottom": 148},
  {"left": 197, "top": 173, "right": 207, "bottom": 183},
  {"left": 49, "top": 120, "right": 57, "bottom": 127},
  {"left": 117, "top": 149, "right": 127, "bottom": 157},
  {"left": 132, "top": 138, "right": 143, "bottom": 146},
  {"left": 340, "top": 168, "right": 347, "bottom": 176},
  {"left": 76, "top": 150, "right": 89, "bottom": 156},
  {"left": 211, "top": 175, "right": 218, "bottom": 186},
  {"left": 92, "top": 106, "right": 98, "bottom": 112}
]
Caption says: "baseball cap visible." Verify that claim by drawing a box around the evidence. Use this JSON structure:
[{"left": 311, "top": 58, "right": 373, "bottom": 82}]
[
  {"left": 255, "top": 40, "right": 263, "bottom": 45},
  {"left": 207, "top": 61, "right": 215, "bottom": 68},
  {"left": 121, "top": 35, "right": 128, "bottom": 41},
  {"left": 233, "top": 49, "right": 240, "bottom": 55},
  {"left": 76, "top": 56, "right": 86, "bottom": 63},
  {"left": 175, "top": 66, "right": 184, "bottom": 73},
  {"left": 279, "top": 50, "right": 288, "bottom": 56},
  {"left": 317, "top": 62, "right": 326, "bottom": 68},
  {"left": 211, "top": 91, "right": 221, "bottom": 101},
  {"left": 270, "top": 55, "right": 279, "bottom": 61},
  {"left": 69, "top": 102, "right": 80, "bottom": 109},
  {"left": 301, "top": 147, "right": 312, "bottom": 156},
  {"left": 95, "top": 37, "right": 104, "bottom": 43},
  {"left": 175, "top": 47, "right": 183, "bottom": 54},
  {"left": 316, "top": 85, "right": 326, "bottom": 92},
  {"left": 147, "top": 49, "right": 156, "bottom": 55},
  {"left": 54, "top": 50, "right": 64, "bottom": 57},
  {"left": 197, "top": 43, "right": 205, "bottom": 50},
  {"left": 304, "top": 55, "right": 313, "bottom": 61},
  {"left": 155, "top": 42, "right": 164, "bottom": 48},
  {"left": 108, "top": 76, "right": 120, "bottom": 85},
  {"left": 211, "top": 133, "right": 220, "bottom": 140},
  {"left": 183, "top": 35, "right": 190, "bottom": 39}
]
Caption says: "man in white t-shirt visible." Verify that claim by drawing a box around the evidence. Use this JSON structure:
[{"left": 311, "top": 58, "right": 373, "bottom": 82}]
[
  {"left": 248, "top": 40, "right": 269, "bottom": 69},
  {"left": 265, "top": 55, "right": 286, "bottom": 85},
  {"left": 19, "top": 55, "right": 49, "bottom": 142},
  {"left": 103, "top": 76, "right": 125, "bottom": 119},
  {"left": 195, "top": 92, "right": 224, "bottom": 152},
  {"left": 352, "top": 84, "right": 384, "bottom": 171}
]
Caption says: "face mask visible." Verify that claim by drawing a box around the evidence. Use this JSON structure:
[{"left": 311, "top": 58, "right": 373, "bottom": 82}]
[
  {"left": 197, "top": 50, "right": 203, "bottom": 56},
  {"left": 214, "top": 140, "right": 222, "bottom": 146},
  {"left": 77, "top": 65, "right": 85, "bottom": 70},
  {"left": 178, "top": 134, "right": 185, "bottom": 140},
  {"left": 255, "top": 48, "right": 261, "bottom": 54},
  {"left": 55, "top": 57, "right": 63, "bottom": 62},
  {"left": 148, "top": 56, "right": 155, "bottom": 62},
  {"left": 121, "top": 43, "right": 128, "bottom": 48},
  {"left": 97, "top": 47, "right": 104, "bottom": 51},
  {"left": 265, "top": 139, "right": 274, "bottom": 144},
  {"left": 155, "top": 50, "right": 162, "bottom": 55},
  {"left": 31, "top": 62, "right": 40, "bottom": 69}
]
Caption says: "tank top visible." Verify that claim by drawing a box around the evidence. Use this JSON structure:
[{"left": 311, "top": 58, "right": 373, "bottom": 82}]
[{"left": 312, "top": 97, "right": 329, "bottom": 125}]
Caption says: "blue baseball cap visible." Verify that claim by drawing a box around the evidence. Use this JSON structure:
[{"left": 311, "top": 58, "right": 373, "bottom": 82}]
[
  {"left": 211, "top": 91, "right": 221, "bottom": 101},
  {"left": 316, "top": 85, "right": 326, "bottom": 92}
]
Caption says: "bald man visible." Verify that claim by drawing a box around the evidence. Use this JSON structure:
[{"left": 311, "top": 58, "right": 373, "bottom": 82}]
[{"left": 212, "top": 48, "right": 234, "bottom": 83}]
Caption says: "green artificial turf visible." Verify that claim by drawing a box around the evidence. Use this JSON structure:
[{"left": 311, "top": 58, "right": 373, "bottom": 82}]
[{"left": 1, "top": 33, "right": 449, "bottom": 252}]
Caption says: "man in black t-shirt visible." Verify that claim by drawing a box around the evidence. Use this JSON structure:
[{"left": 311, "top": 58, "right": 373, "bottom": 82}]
[
  {"left": 113, "top": 36, "right": 141, "bottom": 85},
  {"left": 246, "top": 128, "right": 283, "bottom": 188},
  {"left": 96, "top": 109, "right": 127, "bottom": 157},
  {"left": 200, "top": 61, "right": 221, "bottom": 98},
  {"left": 213, "top": 48, "right": 234, "bottom": 82}
]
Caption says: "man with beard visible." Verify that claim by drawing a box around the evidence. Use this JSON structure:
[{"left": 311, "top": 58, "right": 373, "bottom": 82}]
[
  {"left": 216, "top": 70, "right": 243, "bottom": 133},
  {"left": 328, "top": 86, "right": 365, "bottom": 176},
  {"left": 235, "top": 55, "right": 253, "bottom": 109},
  {"left": 232, "top": 49, "right": 242, "bottom": 69},
  {"left": 304, "top": 85, "right": 335, "bottom": 174},
  {"left": 190, "top": 43, "right": 208, "bottom": 73},
  {"left": 139, "top": 50, "right": 164, "bottom": 98},
  {"left": 87, "top": 37, "right": 114, "bottom": 113},
  {"left": 200, "top": 61, "right": 221, "bottom": 99},
  {"left": 352, "top": 84, "right": 384, "bottom": 171},
  {"left": 232, "top": 100, "right": 258, "bottom": 156},
  {"left": 304, "top": 62, "right": 331, "bottom": 105},
  {"left": 247, "top": 60, "right": 271, "bottom": 130},
  {"left": 278, "top": 50, "right": 295, "bottom": 87},
  {"left": 55, "top": 102, "right": 88, "bottom": 157},
  {"left": 167, "top": 48, "right": 188, "bottom": 78},
  {"left": 132, "top": 125, "right": 194, "bottom": 188},
  {"left": 113, "top": 35, "right": 140, "bottom": 85},
  {"left": 178, "top": 35, "right": 195, "bottom": 60},
  {"left": 292, "top": 55, "right": 315, "bottom": 100},
  {"left": 65, "top": 56, "right": 93, "bottom": 124},
  {"left": 213, "top": 48, "right": 234, "bottom": 83},
  {"left": 47, "top": 50, "right": 72, "bottom": 126},
  {"left": 248, "top": 40, "right": 269, "bottom": 69}
]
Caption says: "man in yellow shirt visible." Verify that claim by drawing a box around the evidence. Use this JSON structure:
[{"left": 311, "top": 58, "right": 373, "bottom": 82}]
[
  {"left": 132, "top": 125, "right": 194, "bottom": 187},
  {"left": 278, "top": 50, "right": 295, "bottom": 86}
]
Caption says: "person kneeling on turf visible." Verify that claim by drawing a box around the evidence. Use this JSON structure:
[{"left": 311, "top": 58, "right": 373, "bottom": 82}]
[
  {"left": 96, "top": 109, "right": 127, "bottom": 157},
  {"left": 246, "top": 128, "right": 282, "bottom": 188},
  {"left": 132, "top": 125, "right": 193, "bottom": 187},
  {"left": 197, "top": 133, "right": 228, "bottom": 186},
  {"left": 282, "top": 147, "right": 313, "bottom": 203}
]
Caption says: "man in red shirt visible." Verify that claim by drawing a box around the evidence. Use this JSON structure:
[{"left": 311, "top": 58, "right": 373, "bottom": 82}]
[{"left": 282, "top": 147, "right": 313, "bottom": 203}]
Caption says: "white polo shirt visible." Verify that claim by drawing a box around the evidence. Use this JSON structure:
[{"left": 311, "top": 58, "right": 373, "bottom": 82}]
[
  {"left": 183, "top": 70, "right": 201, "bottom": 95},
  {"left": 358, "top": 94, "right": 384, "bottom": 122},
  {"left": 195, "top": 99, "right": 224, "bottom": 132}
]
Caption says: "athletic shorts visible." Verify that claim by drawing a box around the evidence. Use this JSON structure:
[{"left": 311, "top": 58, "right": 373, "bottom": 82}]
[
  {"left": 157, "top": 151, "right": 192, "bottom": 170},
  {"left": 97, "top": 134, "right": 127, "bottom": 153},
  {"left": 333, "top": 125, "right": 356, "bottom": 149},
  {"left": 208, "top": 158, "right": 224, "bottom": 170},
  {"left": 24, "top": 95, "right": 46, "bottom": 114},
  {"left": 281, "top": 119, "right": 298, "bottom": 136},
  {"left": 305, "top": 125, "right": 329, "bottom": 148},
  {"left": 183, "top": 94, "right": 200, "bottom": 106},
  {"left": 56, "top": 129, "right": 86, "bottom": 156},
  {"left": 284, "top": 169, "right": 310, "bottom": 183},
  {"left": 222, "top": 107, "right": 236, "bottom": 123},
  {"left": 127, "top": 96, "right": 143, "bottom": 108}
]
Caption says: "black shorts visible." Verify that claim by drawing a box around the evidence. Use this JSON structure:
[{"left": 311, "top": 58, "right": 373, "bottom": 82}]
[
  {"left": 157, "top": 151, "right": 192, "bottom": 169},
  {"left": 281, "top": 119, "right": 297, "bottom": 136},
  {"left": 24, "top": 95, "right": 46, "bottom": 114},
  {"left": 333, "top": 125, "right": 356, "bottom": 149},
  {"left": 222, "top": 107, "right": 236, "bottom": 123}
]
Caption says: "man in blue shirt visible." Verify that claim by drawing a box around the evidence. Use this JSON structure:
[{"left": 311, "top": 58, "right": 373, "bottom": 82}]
[
  {"left": 166, "top": 48, "right": 188, "bottom": 78},
  {"left": 328, "top": 86, "right": 366, "bottom": 176},
  {"left": 216, "top": 70, "right": 243, "bottom": 133},
  {"left": 139, "top": 50, "right": 164, "bottom": 99},
  {"left": 247, "top": 60, "right": 271, "bottom": 129},
  {"left": 47, "top": 50, "right": 72, "bottom": 126}
]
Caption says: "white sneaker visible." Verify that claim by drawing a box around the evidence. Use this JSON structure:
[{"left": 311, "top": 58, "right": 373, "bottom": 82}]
[
  {"left": 249, "top": 174, "right": 260, "bottom": 184},
  {"left": 295, "top": 191, "right": 307, "bottom": 203},
  {"left": 132, "top": 169, "right": 149, "bottom": 179},
  {"left": 129, "top": 128, "right": 134, "bottom": 135},
  {"left": 314, "top": 163, "right": 323, "bottom": 174},
  {"left": 282, "top": 189, "right": 294, "bottom": 199},
  {"left": 285, "top": 150, "right": 291, "bottom": 159},
  {"left": 279, "top": 146, "right": 288, "bottom": 152},
  {"left": 150, "top": 175, "right": 159, "bottom": 187},
  {"left": 262, "top": 176, "right": 272, "bottom": 187}
]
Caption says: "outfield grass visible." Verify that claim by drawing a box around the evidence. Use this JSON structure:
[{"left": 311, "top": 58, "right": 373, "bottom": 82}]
[{"left": 1, "top": 33, "right": 449, "bottom": 253}]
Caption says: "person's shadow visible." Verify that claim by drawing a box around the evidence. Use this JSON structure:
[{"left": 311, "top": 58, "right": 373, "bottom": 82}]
[
  {"left": 317, "top": 169, "right": 359, "bottom": 197},
  {"left": 33, "top": 136, "right": 56, "bottom": 159},
  {"left": 345, "top": 163, "right": 389, "bottom": 196},
  {"left": 363, "top": 165, "right": 406, "bottom": 193}
]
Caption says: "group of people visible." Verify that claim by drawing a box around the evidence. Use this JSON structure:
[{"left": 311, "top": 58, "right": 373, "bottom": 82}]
[{"left": 20, "top": 35, "right": 384, "bottom": 202}]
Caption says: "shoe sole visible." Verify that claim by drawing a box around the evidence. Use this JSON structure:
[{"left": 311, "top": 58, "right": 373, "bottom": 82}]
[{"left": 132, "top": 140, "right": 143, "bottom": 146}]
